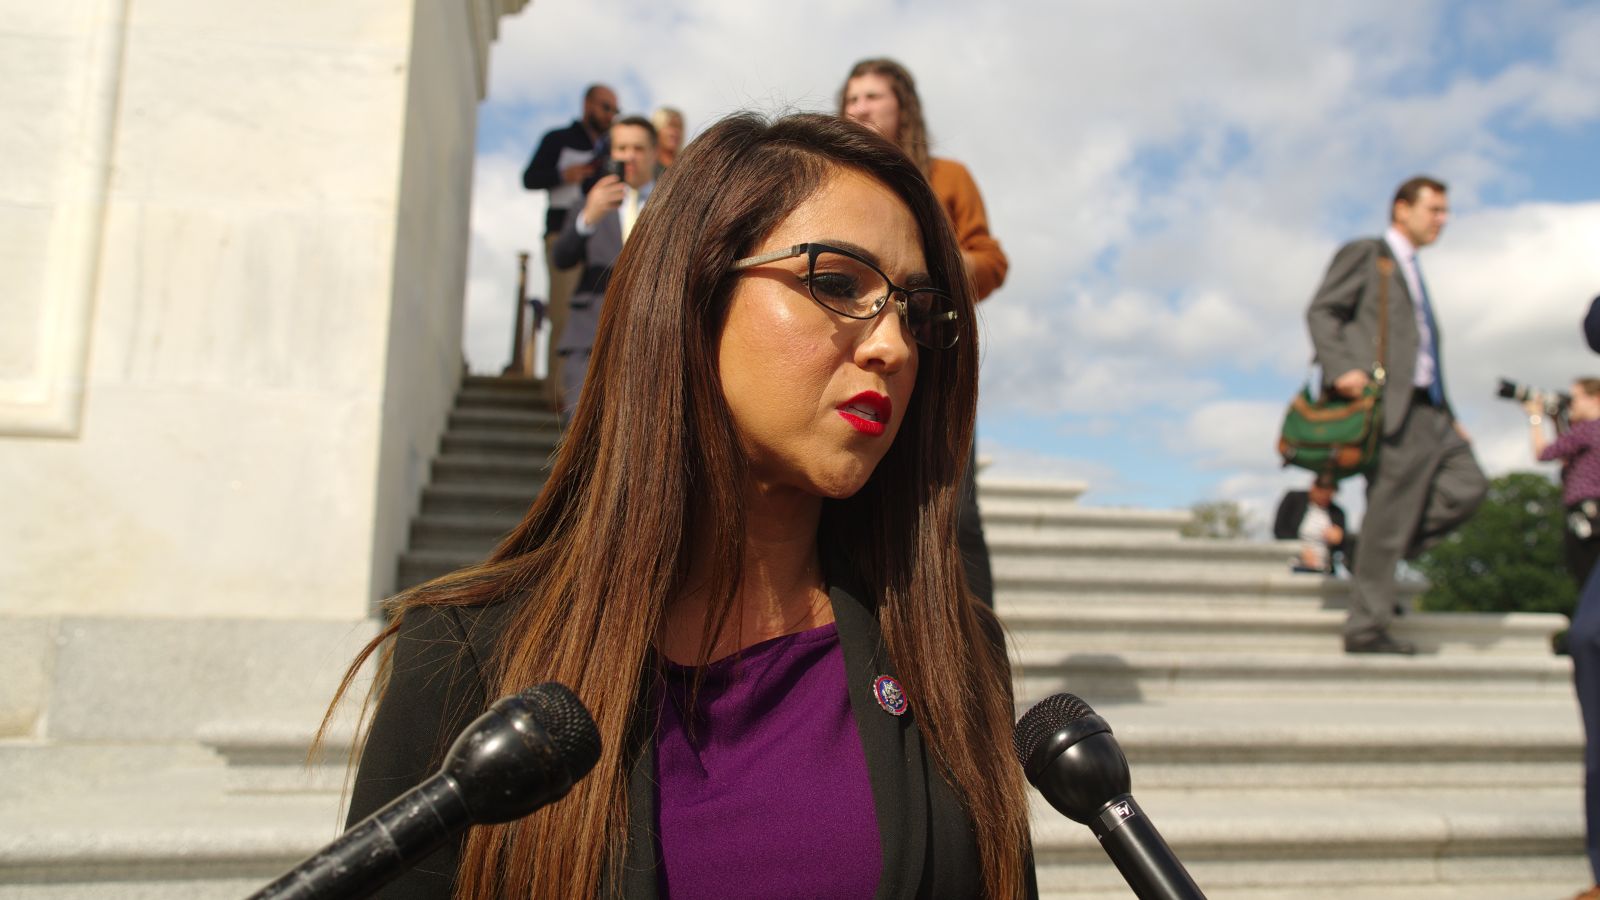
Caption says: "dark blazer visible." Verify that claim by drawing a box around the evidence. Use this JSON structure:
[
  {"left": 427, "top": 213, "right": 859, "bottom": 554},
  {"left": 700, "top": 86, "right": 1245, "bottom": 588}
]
[
  {"left": 1272, "top": 490, "right": 1353, "bottom": 569},
  {"left": 550, "top": 204, "right": 625, "bottom": 357},
  {"left": 1307, "top": 236, "right": 1451, "bottom": 436},
  {"left": 1585, "top": 295, "right": 1600, "bottom": 354},
  {"left": 345, "top": 577, "right": 1028, "bottom": 899}
]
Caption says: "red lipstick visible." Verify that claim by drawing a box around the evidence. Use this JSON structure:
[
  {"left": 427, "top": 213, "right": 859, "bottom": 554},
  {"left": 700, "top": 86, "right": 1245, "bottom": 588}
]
[{"left": 837, "top": 391, "right": 892, "bottom": 436}]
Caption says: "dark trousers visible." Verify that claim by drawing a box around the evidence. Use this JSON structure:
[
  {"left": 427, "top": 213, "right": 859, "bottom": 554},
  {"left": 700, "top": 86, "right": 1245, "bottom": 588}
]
[
  {"left": 1567, "top": 514, "right": 1600, "bottom": 587},
  {"left": 1572, "top": 563, "right": 1600, "bottom": 882},
  {"left": 958, "top": 441, "right": 994, "bottom": 608}
]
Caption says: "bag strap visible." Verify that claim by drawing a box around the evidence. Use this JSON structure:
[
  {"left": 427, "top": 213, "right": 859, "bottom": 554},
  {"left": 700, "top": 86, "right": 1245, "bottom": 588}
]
[{"left": 1374, "top": 256, "right": 1393, "bottom": 388}]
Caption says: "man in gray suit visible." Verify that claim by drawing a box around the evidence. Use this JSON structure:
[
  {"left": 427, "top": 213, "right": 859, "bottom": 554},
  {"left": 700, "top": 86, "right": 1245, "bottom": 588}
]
[
  {"left": 551, "top": 115, "right": 658, "bottom": 417},
  {"left": 1307, "top": 175, "right": 1488, "bottom": 654}
]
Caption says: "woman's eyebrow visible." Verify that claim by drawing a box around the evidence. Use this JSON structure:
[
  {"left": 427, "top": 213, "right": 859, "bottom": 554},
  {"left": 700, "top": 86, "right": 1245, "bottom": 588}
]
[{"left": 821, "top": 238, "right": 934, "bottom": 288}]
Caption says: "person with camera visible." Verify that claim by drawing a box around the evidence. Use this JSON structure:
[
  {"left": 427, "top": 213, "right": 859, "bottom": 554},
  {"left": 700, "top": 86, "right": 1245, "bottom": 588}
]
[
  {"left": 1526, "top": 379, "right": 1600, "bottom": 587},
  {"left": 1306, "top": 175, "right": 1488, "bottom": 655},
  {"left": 550, "top": 114, "right": 657, "bottom": 416},
  {"left": 1537, "top": 378, "right": 1600, "bottom": 900},
  {"left": 522, "top": 84, "right": 618, "bottom": 401}
]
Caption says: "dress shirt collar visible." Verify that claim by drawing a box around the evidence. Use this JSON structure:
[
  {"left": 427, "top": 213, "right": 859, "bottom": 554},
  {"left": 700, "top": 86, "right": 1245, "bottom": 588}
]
[{"left": 1384, "top": 225, "right": 1418, "bottom": 263}]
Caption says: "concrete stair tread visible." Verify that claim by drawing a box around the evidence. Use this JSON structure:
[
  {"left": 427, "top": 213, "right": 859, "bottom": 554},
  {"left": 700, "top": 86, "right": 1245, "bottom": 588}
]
[
  {"left": 0, "top": 749, "right": 339, "bottom": 867},
  {"left": 439, "top": 428, "right": 559, "bottom": 447},
  {"left": 988, "top": 534, "right": 1302, "bottom": 565},
  {"left": 976, "top": 478, "right": 1089, "bottom": 501},
  {"left": 421, "top": 482, "right": 545, "bottom": 501},
  {"left": 1048, "top": 696, "right": 1583, "bottom": 747},
  {"left": 977, "top": 499, "right": 1191, "bottom": 526},
  {"left": 447, "top": 407, "right": 559, "bottom": 428},
  {"left": 1000, "top": 601, "right": 1566, "bottom": 635},
  {"left": 997, "top": 563, "right": 1425, "bottom": 594},
  {"left": 1030, "top": 785, "right": 1582, "bottom": 847},
  {"left": 1016, "top": 645, "right": 1571, "bottom": 673},
  {"left": 431, "top": 452, "right": 551, "bottom": 474}
]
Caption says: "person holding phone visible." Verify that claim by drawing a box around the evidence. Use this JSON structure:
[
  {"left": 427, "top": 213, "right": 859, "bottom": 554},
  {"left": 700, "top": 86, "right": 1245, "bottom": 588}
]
[
  {"left": 522, "top": 84, "right": 618, "bottom": 401},
  {"left": 549, "top": 115, "right": 658, "bottom": 416}
]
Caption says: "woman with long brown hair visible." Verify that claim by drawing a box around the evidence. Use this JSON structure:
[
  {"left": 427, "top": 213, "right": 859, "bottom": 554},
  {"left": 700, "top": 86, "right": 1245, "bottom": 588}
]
[
  {"left": 333, "top": 111, "right": 1033, "bottom": 898},
  {"left": 839, "top": 57, "right": 1008, "bottom": 612}
]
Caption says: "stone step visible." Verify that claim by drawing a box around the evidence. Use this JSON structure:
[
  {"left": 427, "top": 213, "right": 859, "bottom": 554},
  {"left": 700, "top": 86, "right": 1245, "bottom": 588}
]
[
  {"left": 1001, "top": 602, "right": 1565, "bottom": 657},
  {"left": 407, "top": 513, "right": 521, "bottom": 554},
  {"left": 1029, "top": 785, "right": 1585, "bottom": 899},
  {"left": 438, "top": 428, "right": 560, "bottom": 458},
  {"left": 977, "top": 478, "right": 1089, "bottom": 505},
  {"left": 430, "top": 452, "right": 551, "bottom": 485},
  {"left": 196, "top": 722, "right": 356, "bottom": 794},
  {"left": 397, "top": 547, "right": 488, "bottom": 588},
  {"left": 0, "top": 743, "right": 337, "bottom": 899},
  {"left": 455, "top": 377, "right": 552, "bottom": 407},
  {"left": 1014, "top": 646, "right": 1574, "bottom": 702},
  {"left": 445, "top": 406, "right": 561, "bottom": 434},
  {"left": 978, "top": 498, "right": 1192, "bottom": 538},
  {"left": 996, "top": 564, "right": 1426, "bottom": 609},
  {"left": 204, "top": 694, "right": 1581, "bottom": 798},
  {"left": 988, "top": 531, "right": 1306, "bottom": 568},
  {"left": 418, "top": 483, "right": 542, "bottom": 519},
  {"left": 1, "top": 743, "right": 1578, "bottom": 899},
  {"left": 1064, "top": 696, "right": 1582, "bottom": 790}
]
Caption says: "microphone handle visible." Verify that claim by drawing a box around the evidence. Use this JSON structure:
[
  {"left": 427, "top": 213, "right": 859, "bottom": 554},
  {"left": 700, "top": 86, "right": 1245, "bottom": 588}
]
[
  {"left": 1089, "top": 794, "right": 1206, "bottom": 900},
  {"left": 248, "top": 772, "right": 469, "bottom": 900}
]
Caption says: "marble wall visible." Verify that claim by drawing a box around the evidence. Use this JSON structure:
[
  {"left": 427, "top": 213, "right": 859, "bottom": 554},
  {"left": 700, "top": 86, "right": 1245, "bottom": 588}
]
[{"left": 0, "top": 0, "right": 526, "bottom": 620}]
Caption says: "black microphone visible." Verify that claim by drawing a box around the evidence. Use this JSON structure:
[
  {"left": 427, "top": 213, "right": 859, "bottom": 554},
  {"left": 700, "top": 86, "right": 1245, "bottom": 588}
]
[
  {"left": 1013, "top": 693, "right": 1205, "bottom": 900},
  {"left": 249, "top": 681, "right": 602, "bottom": 900}
]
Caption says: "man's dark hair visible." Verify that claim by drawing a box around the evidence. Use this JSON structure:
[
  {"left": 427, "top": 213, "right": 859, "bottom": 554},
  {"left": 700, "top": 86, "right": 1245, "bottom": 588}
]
[
  {"left": 612, "top": 115, "right": 658, "bottom": 145},
  {"left": 583, "top": 83, "right": 613, "bottom": 102},
  {"left": 1393, "top": 175, "right": 1448, "bottom": 209}
]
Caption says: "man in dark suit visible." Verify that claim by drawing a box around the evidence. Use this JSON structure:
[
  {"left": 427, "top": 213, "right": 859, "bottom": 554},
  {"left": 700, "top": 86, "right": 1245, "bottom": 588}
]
[
  {"left": 1273, "top": 474, "right": 1353, "bottom": 573},
  {"left": 1307, "top": 175, "right": 1488, "bottom": 654},
  {"left": 522, "top": 84, "right": 618, "bottom": 398},
  {"left": 550, "top": 115, "right": 657, "bottom": 416}
]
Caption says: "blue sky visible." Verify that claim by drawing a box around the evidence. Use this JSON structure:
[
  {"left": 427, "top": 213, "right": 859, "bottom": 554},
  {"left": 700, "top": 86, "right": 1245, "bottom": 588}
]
[{"left": 461, "top": 0, "right": 1600, "bottom": 530}]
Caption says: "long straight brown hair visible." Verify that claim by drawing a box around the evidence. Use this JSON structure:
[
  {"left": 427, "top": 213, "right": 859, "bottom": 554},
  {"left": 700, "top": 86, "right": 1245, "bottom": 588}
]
[{"left": 328, "top": 112, "right": 1029, "bottom": 898}]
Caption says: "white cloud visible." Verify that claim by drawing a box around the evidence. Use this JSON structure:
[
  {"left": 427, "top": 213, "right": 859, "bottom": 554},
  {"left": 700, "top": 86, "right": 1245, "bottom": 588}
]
[
  {"left": 461, "top": 151, "right": 549, "bottom": 375},
  {"left": 463, "top": 0, "right": 1600, "bottom": 508}
]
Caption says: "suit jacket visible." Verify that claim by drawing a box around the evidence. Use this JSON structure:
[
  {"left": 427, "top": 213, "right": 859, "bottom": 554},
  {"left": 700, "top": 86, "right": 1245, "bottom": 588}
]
[
  {"left": 345, "top": 575, "right": 1027, "bottom": 899},
  {"left": 551, "top": 204, "right": 625, "bottom": 355},
  {"left": 1306, "top": 237, "right": 1451, "bottom": 436}
]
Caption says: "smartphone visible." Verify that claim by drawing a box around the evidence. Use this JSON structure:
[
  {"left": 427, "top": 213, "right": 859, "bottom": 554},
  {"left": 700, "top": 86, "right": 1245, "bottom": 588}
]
[{"left": 602, "top": 158, "right": 626, "bottom": 181}]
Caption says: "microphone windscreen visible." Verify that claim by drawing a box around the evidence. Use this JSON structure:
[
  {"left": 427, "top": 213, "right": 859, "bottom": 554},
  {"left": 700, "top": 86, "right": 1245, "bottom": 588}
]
[
  {"left": 1011, "top": 692, "right": 1097, "bottom": 767},
  {"left": 524, "top": 682, "right": 601, "bottom": 778}
]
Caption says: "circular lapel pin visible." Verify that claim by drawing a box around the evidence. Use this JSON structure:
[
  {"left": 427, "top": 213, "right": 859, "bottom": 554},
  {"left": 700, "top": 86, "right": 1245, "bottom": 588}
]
[{"left": 872, "top": 674, "right": 908, "bottom": 716}]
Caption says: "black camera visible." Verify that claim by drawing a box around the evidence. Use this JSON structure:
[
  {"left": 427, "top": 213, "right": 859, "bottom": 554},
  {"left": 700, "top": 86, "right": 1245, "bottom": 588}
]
[
  {"left": 1498, "top": 377, "right": 1570, "bottom": 428},
  {"left": 601, "top": 158, "right": 626, "bottom": 181}
]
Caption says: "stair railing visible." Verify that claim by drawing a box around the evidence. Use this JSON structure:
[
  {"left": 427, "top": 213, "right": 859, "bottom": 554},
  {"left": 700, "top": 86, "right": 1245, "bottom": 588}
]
[{"left": 503, "top": 252, "right": 546, "bottom": 378}]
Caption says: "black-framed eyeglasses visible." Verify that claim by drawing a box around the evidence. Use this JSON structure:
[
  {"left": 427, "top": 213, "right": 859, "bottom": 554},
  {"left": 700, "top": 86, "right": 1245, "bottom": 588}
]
[{"left": 729, "top": 242, "right": 960, "bottom": 349}]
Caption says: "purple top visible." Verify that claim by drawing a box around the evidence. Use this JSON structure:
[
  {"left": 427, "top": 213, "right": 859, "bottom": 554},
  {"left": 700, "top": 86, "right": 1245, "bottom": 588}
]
[
  {"left": 1540, "top": 419, "right": 1600, "bottom": 506},
  {"left": 653, "top": 622, "right": 880, "bottom": 899}
]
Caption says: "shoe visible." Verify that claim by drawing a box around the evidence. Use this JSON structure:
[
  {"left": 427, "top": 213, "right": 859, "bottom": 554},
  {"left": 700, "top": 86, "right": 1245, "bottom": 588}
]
[{"left": 1343, "top": 632, "right": 1416, "bottom": 655}]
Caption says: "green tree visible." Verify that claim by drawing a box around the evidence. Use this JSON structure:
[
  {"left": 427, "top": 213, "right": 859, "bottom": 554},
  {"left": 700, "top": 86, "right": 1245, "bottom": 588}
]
[
  {"left": 1413, "top": 471, "right": 1574, "bottom": 616},
  {"left": 1182, "top": 500, "right": 1250, "bottom": 539}
]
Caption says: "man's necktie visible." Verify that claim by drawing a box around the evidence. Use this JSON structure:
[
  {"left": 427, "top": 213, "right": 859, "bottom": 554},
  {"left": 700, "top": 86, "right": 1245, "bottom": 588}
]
[{"left": 1413, "top": 255, "right": 1444, "bottom": 407}]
